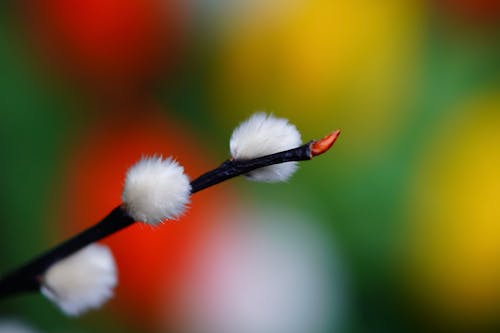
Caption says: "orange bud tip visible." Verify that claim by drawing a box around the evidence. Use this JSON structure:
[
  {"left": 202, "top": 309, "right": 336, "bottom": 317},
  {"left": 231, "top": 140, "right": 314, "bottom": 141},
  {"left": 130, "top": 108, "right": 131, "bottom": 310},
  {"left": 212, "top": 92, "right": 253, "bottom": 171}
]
[{"left": 311, "top": 129, "right": 341, "bottom": 156}]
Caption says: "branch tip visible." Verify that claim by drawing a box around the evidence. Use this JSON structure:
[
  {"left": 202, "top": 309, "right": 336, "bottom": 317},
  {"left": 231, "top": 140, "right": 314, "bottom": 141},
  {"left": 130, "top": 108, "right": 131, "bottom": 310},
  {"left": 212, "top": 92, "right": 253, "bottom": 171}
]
[{"left": 311, "top": 129, "right": 341, "bottom": 156}]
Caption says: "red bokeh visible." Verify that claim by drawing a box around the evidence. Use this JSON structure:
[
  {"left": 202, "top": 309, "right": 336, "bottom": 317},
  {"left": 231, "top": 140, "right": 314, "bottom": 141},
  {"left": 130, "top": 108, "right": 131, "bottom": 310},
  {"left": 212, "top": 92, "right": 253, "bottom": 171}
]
[
  {"left": 24, "top": 0, "right": 187, "bottom": 93},
  {"left": 438, "top": 0, "right": 500, "bottom": 23},
  {"left": 52, "top": 103, "right": 237, "bottom": 326}
]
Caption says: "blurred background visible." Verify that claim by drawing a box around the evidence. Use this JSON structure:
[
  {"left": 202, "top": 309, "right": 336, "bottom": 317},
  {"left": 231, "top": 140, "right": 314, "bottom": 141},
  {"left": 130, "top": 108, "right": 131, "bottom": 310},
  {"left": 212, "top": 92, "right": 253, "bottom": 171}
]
[{"left": 0, "top": 0, "right": 499, "bottom": 332}]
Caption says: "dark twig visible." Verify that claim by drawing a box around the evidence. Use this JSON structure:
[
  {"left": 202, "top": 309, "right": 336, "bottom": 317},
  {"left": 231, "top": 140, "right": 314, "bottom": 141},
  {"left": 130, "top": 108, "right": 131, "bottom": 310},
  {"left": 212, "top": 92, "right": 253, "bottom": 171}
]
[{"left": 0, "top": 130, "right": 339, "bottom": 298}]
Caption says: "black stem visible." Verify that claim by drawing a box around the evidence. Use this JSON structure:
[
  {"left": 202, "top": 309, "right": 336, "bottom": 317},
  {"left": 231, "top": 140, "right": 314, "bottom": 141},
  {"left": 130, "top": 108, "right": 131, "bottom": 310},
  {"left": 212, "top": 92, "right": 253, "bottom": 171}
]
[
  {"left": 0, "top": 141, "right": 314, "bottom": 298},
  {"left": 0, "top": 207, "right": 134, "bottom": 298},
  {"left": 191, "top": 141, "right": 312, "bottom": 193}
]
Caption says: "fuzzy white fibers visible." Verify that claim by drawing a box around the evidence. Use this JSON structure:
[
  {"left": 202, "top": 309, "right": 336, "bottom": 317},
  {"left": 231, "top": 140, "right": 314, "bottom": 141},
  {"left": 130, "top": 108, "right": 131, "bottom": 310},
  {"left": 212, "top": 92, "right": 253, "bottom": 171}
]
[
  {"left": 230, "top": 112, "right": 302, "bottom": 182},
  {"left": 40, "top": 244, "right": 117, "bottom": 316},
  {"left": 122, "top": 156, "right": 191, "bottom": 225}
]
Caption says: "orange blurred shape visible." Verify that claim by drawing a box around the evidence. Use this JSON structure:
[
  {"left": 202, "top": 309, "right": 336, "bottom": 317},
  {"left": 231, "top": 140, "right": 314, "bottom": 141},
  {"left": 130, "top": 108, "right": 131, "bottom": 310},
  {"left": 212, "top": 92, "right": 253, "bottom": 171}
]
[
  {"left": 406, "top": 94, "right": 500, "bottom": 327},
  {"left": 53, "top": 103, "right": 237, "bottom": 326},
  {"left": 25, "top": 0, "right": 187, "bottom": 92},
  {"left": 210, "top": 0, "right": 423, "bottom": 152}
]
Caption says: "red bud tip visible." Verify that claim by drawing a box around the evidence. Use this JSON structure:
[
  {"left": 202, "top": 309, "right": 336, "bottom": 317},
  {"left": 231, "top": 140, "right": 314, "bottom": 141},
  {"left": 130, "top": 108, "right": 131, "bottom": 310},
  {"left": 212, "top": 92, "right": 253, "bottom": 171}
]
[{"left": 311, "top": 129, "right": 341, "bottom": 156}]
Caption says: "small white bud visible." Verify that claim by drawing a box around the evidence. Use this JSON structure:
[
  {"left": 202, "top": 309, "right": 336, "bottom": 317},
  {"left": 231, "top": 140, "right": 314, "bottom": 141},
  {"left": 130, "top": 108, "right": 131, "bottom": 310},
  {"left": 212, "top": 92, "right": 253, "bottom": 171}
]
[
  {"left": 230, "top": 112, "right": 302, "bottom": 182},
  {"left": 41, "top": 244, "right": 117, "bottom": 316},
  {"left": 122, "top": 156, "right": 191, "bottom": 225}
]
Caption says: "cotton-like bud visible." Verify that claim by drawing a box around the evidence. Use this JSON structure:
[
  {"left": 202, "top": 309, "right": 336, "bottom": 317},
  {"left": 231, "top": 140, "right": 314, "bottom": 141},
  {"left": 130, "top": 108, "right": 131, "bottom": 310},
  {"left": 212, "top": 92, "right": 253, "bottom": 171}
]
[
  {"left": 230, "top": 112, "right": 302, "bottom": 182},
  {"left": 41, "top": 244, "right": 117, "bottom": 316},
  {"left": 122, "top": 156, "right": 191, "bottom": 225}
]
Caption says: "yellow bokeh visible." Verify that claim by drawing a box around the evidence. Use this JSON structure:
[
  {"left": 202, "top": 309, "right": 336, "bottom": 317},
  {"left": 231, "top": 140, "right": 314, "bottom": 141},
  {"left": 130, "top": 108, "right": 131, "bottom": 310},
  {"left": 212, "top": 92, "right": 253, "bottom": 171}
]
[
  {"left": 407, "top": 93, "right": 500, "bottom": 323},
  {"left": 211, "top": 0, "right": 423, "bottom": 148}
]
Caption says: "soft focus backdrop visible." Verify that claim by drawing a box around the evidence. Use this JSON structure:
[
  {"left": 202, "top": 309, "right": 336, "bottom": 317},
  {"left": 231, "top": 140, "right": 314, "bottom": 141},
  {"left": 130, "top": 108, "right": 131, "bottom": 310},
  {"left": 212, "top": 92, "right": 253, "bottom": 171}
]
[{"left": 1, "top": 1, "right": 499, "bottom": 332}]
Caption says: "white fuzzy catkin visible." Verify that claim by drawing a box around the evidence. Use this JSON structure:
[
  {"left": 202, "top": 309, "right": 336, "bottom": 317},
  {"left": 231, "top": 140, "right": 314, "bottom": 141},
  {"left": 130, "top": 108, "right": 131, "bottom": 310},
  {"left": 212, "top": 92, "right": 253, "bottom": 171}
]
[
  {"left": 122, "top": 156, "right": 191, "bottom": 225},
  {"left": 40, "top": 244, "right": 117, "bottom": 317},
  {"left": 230, "top": 112, "right": 302, "bottom": 182}
]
